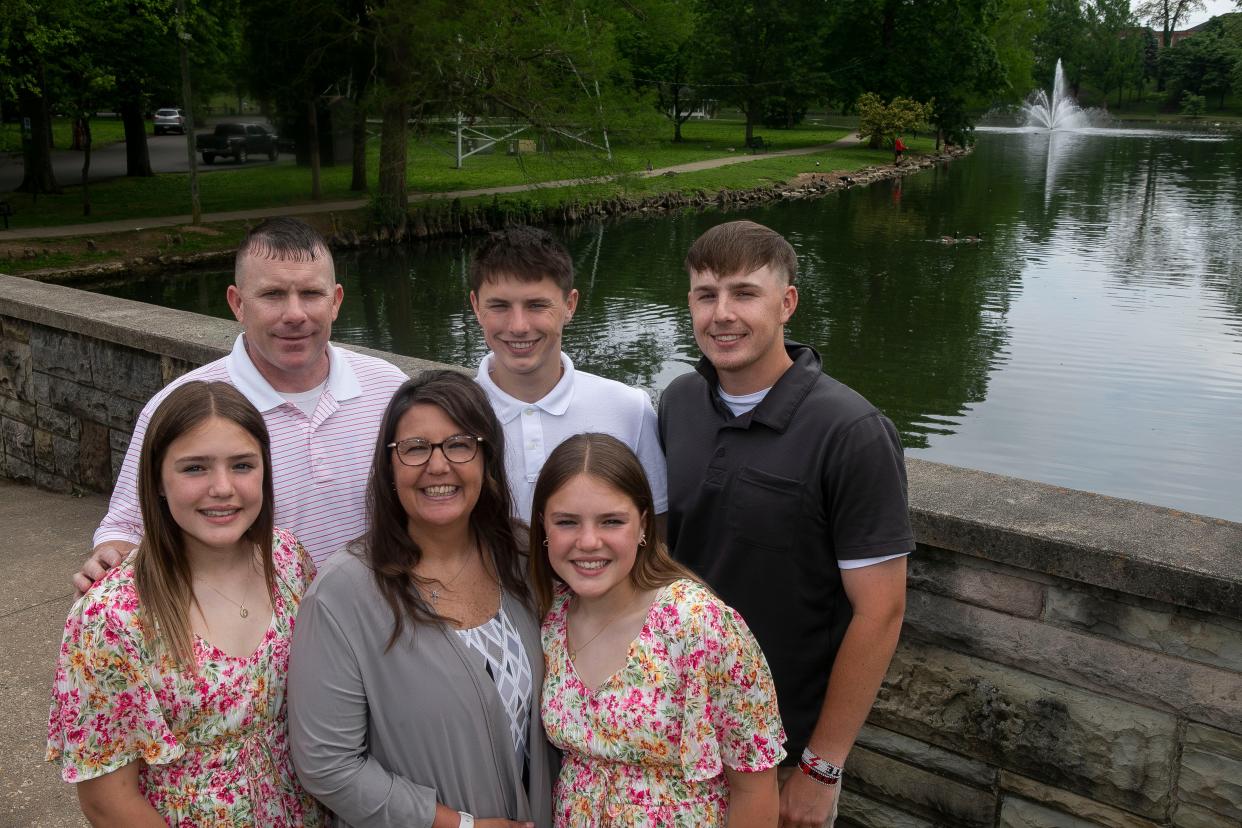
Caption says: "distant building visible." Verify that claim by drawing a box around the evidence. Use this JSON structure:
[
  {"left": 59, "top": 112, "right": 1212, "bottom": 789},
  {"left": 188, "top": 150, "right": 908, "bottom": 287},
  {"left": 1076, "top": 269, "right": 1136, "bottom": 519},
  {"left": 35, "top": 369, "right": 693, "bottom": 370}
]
[{"left": 1154, "top": 13, "right": 1237, "bottom": 47}]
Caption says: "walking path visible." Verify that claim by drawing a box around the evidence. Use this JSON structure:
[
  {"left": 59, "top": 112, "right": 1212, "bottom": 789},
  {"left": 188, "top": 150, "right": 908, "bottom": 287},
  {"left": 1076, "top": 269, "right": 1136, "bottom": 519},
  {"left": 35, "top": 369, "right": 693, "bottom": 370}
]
[
  {"left": 1, "top": 479, "right": 105, "bottom": 827},
  {"left": 0, "top": 135, "right": 861, "bottom": 241}
]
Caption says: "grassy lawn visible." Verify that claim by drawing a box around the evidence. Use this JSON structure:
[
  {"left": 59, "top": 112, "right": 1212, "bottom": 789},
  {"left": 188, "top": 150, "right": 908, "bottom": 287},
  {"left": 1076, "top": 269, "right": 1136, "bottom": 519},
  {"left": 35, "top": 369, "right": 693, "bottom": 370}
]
[
  {"left": 0, "top": 135, "right": 936, "bottom": 275},
  {"left": 1, "top": 120, "right": 854, "bottom": 229},
  {"left": 0, "top": 117, "right": 128, "bottom": 154}
]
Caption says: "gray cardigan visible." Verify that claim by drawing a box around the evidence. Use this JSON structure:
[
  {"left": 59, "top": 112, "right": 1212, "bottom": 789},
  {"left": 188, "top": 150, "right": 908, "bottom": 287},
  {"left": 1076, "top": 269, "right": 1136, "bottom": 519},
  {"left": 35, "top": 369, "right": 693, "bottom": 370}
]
[{"left": 288, "top": 547, "right": 555, "bottom": 828}]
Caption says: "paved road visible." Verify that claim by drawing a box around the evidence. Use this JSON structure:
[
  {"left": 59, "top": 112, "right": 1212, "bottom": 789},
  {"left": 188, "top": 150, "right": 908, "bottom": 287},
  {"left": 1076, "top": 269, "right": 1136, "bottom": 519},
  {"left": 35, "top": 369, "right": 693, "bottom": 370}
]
[
  {"left": 0, "top": 119, "right": 290, "bottom": 194},
  {"left": 1, "top": 479, "right": 104, "bottom": 828},
  {"left": 0, "top": 134, "right": 862, "bottom": 240}
]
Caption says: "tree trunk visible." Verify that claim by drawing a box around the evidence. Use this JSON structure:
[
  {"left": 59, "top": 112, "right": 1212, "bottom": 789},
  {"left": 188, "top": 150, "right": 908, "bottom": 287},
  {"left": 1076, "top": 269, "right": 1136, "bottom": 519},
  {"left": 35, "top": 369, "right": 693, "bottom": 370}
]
[
  {"left": 744, "top": 100, "right": 756, "bottom": 147},
  {"left": 120, "top": 95, "right": 153, "bottom": 177},
  {"left": 671, "top": 85, "right": 683, "bottom": 143},
  {"left": 80, "top": 117, "right": 93, "bottom": 216},
  {"left": 351, "top": 95, "right": 368, "bottom": 191},
  {"left": 377, "top": 95, "right": 409, "bottom": 225},
  {"left": 308, "top": 97, "right": 322, "bottom": 200},
  {"left": 17, "top": 85, "right": 59, "bottom": 194}
]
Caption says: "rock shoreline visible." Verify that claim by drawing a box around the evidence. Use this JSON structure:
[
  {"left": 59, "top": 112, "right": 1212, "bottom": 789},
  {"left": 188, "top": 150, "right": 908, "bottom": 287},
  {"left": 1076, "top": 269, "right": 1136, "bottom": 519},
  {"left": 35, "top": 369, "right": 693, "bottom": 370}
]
[{"left": 29, "top": 146, "right": 970, "bottom": 284}]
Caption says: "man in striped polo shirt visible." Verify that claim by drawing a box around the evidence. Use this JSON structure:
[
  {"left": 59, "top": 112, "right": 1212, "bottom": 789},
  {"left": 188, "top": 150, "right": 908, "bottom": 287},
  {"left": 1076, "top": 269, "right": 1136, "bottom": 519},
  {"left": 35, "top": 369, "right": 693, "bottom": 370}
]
[{"left": 74, "top": 218, "right": 408, "bottom": 591}]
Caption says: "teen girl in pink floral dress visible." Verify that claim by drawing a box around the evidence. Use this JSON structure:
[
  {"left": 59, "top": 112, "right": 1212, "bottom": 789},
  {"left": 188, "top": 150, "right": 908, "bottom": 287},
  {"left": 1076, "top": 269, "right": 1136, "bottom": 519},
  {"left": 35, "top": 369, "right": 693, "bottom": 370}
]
[
  {"left": 46, "top": 381, "right": 323, "bottom": 827},
  {"left": 530, "top": 434, "right": 786, "bottom": 827}
]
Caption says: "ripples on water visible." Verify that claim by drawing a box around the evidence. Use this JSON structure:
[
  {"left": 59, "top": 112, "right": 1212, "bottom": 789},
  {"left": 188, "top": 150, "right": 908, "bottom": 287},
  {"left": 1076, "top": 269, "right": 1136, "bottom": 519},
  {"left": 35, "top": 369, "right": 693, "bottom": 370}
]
[{"left": 99, "top": 129, "right": 1242, "bottom": 521}]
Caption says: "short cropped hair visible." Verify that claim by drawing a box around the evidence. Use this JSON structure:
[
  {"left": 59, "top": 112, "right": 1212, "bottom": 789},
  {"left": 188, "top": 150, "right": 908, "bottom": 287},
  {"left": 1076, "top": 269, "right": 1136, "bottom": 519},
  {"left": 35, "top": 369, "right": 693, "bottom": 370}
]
[
  {"left": 235, "top": 217, "right": 334, "bottom": 283},
  {"left": 685, "top": 220, "right": 798, "bottom": 285},
  {"left": 468, "top": 225, "right": 574, "bottom": 295}
]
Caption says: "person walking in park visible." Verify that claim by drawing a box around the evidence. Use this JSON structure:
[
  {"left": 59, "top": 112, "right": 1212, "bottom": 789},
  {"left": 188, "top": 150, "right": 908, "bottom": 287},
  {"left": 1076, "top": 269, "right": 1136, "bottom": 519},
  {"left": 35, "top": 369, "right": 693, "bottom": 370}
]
[
  {"left": 658, "top": 220, "right": 914, "bottom": 827},
  {"left": 74, "top": 217, "right": 407, "bottom": 593},
  {"left": 894, "top": 136, "right": 907, "bottom": 164}
]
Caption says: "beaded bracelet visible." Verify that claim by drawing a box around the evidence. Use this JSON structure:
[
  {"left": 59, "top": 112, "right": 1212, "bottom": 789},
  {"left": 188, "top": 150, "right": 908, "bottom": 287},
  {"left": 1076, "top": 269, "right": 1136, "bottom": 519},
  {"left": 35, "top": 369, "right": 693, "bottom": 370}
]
[{"left": 799, "top": 747, "right": 844, "bottom": 787}]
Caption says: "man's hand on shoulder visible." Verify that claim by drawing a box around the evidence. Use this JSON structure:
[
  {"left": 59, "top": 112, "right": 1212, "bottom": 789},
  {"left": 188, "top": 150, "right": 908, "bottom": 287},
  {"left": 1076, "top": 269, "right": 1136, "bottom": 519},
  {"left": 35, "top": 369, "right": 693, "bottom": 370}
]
[
  {"left": 74, "top": 541, "right": 136, "bottom": 596},
  {"left": 779, "top": 769, "right": 839, "bottom": 827}
]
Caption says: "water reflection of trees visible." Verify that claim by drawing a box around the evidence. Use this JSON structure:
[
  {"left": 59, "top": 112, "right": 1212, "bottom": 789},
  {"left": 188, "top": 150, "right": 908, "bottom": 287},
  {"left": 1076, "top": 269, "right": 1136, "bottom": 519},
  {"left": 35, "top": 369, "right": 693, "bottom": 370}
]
[
  {"left": 757, "top": 165, "right": 1024, "bottom": 449},
  {"left": 1013, "top": 130, "right": 1242, "bottom": 336},
  {"left": 97, "top": 162, "right": 1028, "bottom": 451}
]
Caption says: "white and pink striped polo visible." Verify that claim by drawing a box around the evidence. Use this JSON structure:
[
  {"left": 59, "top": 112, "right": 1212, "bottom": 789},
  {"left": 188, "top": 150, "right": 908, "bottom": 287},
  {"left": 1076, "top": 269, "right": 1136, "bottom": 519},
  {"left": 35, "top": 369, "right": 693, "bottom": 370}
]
[{"left": 94, "top": 335, "right": 408, "bottom": 564}]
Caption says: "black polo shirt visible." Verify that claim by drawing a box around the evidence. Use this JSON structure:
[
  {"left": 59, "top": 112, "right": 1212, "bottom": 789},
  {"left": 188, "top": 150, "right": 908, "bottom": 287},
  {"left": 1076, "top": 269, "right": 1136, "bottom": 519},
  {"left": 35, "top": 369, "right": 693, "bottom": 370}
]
[{"left": 658, "top": 342, "right": 914, "bottom": 761}]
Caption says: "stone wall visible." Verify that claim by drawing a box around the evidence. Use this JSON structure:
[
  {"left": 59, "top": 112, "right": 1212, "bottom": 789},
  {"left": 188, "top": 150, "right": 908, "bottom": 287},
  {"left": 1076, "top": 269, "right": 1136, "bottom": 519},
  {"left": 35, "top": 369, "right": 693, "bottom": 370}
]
[
  {"left": 2, "top": 273, "right": 1239, "bottom": 827},
  {"left": 843, "top": 462, "right": 1242, "bottom": 828},
  {"left": 0, "top": 274, "right": 446, "bottom": 494}
]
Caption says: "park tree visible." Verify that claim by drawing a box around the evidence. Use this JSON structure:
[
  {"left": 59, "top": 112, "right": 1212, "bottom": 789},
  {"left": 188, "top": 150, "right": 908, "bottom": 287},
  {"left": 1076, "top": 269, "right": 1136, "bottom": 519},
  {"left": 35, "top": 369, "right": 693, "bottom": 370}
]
[
  {"left": 244, "top": 0, "right": 371, "bottom": 197},
  {"left": 1, "top": 0, "right": 75, "bottom": 193},
  {"left": 1137, "top": 0, "right": 1207, "bottom": 49},
  {"left": 855, "top": 93, "right": 932, "bottom": 149},
  {"left": 615, "top": 0, "right": 701, "bottom": 142},
  {"left": 361, "top": 0, "right": 652, "bottom": 228},
  {"left": 1136, "top": 0, "right": 1207, "bottom": 88},
  {"left": 693, "top": 0, "right": 825, "bottom": 146},
  {"left": 821, "top": 0, "right": 1006, "bottom": 146},
  {"left": 1161, "top": 18, "right": 1240, "bottom": 107},
  {"left": 1034, "top": 0, "right": 1090, "bottom": 98},
  {"left": 1085, "top": 0, "right": 1144, "bottom": 107},
  {"left": 986, "top": 0, "right": 1046, "bottom": 105}
]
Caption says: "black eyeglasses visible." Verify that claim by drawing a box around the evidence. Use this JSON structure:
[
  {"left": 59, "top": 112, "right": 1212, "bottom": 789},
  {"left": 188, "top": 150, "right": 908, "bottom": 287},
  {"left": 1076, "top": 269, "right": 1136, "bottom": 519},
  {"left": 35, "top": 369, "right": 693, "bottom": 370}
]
[{"left": 388, "top": 435, "right": 484, "bottom": 467}]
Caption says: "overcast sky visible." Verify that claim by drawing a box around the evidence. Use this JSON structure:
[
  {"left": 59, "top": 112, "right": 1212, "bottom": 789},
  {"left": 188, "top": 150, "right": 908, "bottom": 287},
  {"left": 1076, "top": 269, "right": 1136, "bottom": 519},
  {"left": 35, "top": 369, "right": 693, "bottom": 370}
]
[{"left": 1178, "top": 0, "right": 1238, "bottom": 27}]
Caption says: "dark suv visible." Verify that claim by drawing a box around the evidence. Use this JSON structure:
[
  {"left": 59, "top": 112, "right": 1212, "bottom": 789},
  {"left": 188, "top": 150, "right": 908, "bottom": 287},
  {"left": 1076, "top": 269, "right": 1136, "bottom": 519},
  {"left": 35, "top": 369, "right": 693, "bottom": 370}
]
[{"left": 194, "top": 123, "right": 279, "bottom": 164}]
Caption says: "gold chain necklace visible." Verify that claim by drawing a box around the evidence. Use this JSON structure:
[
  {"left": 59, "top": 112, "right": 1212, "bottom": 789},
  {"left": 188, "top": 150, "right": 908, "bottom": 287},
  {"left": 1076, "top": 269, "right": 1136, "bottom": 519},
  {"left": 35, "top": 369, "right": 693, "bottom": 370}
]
[
  {"left": 420, "top": 547, "right": 476, "bottom": 607},
  {"left": 567, "top": 603, "right": 627, "bottom": 660},
  {"left": 195, "top": 577, "right": 252, "bottom": 619}
]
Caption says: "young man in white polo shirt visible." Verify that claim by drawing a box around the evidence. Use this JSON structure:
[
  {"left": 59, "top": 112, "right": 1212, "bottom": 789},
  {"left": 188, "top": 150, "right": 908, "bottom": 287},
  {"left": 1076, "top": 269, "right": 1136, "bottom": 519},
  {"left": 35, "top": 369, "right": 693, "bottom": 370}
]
[
  {"left": 468, "top": 226, "right": 667, "bottom": 524},
  {"left": 75, "top": 218, "right": 407, "bottom": 591}
]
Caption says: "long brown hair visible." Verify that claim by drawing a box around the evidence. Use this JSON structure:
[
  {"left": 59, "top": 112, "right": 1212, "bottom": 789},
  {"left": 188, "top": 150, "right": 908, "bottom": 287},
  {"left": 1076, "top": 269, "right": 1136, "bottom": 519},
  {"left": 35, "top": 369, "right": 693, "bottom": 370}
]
[
  {"left": 133, "top": 381, "right": 276, "bottom": 669},
  {"left": 363, "top": 369, "right": 529, "bottom": 649},
  {"left": 529, "top": 433, "right": 699, "bottom": 617}
]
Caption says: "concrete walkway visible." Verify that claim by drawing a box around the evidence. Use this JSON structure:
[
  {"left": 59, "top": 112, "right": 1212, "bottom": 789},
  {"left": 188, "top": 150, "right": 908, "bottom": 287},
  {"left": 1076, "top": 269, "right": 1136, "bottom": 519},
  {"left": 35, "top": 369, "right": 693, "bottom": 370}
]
[
  {"left": 0, "top": 480, "right": 104, "bottom": 827},
  {"left": 0, "top": 135, "right": 861, "bottom": 241}
]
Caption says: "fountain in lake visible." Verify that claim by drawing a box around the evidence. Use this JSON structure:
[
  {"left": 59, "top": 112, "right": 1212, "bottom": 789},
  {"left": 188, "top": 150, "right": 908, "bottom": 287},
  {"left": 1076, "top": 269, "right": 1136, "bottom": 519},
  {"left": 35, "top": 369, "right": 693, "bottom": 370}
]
[{"left": 1022, "top": 59, "right": 1100, "bottom": 130}]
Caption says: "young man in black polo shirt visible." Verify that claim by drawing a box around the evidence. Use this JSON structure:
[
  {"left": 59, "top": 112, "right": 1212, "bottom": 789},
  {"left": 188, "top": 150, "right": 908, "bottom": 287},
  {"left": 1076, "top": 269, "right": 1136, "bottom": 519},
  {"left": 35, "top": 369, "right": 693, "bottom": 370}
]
[{"left": 658, "top": 220, "right": 914, "bottom": 827}]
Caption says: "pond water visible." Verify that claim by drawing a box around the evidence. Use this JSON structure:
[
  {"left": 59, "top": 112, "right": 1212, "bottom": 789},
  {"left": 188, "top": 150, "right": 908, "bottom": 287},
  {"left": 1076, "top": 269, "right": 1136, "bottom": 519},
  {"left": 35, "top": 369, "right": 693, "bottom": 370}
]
[{"left": 100, "top": 128, "right": 1242, "bottom": 522}]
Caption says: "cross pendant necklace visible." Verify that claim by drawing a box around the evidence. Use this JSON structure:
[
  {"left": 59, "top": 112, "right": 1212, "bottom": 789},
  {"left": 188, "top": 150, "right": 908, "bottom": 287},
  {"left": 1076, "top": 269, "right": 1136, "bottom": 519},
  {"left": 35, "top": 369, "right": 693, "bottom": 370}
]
[{"left": 424, "top": 547, "right": 475, "bottom": 607}]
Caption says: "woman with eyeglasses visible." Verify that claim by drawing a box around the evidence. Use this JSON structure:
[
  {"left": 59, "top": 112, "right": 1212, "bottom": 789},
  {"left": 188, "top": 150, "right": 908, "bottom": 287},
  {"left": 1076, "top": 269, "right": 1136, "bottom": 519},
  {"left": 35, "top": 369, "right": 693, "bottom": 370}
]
[{"left": 287, "top": 370, "right": 553, "bottom": 828}]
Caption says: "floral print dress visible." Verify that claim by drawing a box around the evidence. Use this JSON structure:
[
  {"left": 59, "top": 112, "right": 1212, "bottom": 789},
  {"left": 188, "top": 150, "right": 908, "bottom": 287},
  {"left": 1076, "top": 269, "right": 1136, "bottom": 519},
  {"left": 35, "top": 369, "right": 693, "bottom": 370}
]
[
  {"left": 541, "top": 578, "right": 786, "bottom": 827},
  {"left": 47, "top": 528, "right": 324, "bottom": 827}
]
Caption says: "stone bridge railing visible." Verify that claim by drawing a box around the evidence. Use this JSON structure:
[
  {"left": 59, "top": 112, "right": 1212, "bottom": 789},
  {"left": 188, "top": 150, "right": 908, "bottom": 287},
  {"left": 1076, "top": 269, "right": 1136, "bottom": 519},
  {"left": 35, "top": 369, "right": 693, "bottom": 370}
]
[{"left": 2, "top": 273, "right": 1239, "bottom": 828}]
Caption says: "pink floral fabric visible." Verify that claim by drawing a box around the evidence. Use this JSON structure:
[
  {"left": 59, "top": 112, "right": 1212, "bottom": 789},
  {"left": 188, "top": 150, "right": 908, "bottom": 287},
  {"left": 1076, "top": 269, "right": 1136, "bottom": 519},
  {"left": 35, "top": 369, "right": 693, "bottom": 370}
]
[
  {"left": 47, "top": 528, "right": 324, "bottom": 827},
  {"left": 541, "top": 578, "right": 786, "bottom": 827}
]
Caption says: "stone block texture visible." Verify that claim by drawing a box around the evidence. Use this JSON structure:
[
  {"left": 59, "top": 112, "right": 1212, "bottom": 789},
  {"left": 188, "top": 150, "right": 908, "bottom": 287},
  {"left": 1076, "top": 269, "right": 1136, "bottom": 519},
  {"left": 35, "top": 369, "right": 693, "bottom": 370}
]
[{"left": 872, "top": 641, "right": 1178, "bottom": 818}]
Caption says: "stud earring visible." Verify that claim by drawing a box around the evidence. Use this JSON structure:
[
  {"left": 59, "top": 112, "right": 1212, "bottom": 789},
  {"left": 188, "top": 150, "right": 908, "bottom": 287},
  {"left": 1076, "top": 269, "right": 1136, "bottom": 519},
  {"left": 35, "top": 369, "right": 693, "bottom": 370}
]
[{"left": 543, "top": 539, "right": 549, "bottom": 547}]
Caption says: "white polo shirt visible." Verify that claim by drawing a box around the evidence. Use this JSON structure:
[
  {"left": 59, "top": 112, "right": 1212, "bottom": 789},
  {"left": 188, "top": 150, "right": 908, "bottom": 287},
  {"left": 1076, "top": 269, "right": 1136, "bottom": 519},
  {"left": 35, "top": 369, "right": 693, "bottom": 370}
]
[
  {"left": 475, "top": 352, "right": 668, "bottom": 522},
  {"left": 94, "top": 335, "right": 407, "bottom": 563}
]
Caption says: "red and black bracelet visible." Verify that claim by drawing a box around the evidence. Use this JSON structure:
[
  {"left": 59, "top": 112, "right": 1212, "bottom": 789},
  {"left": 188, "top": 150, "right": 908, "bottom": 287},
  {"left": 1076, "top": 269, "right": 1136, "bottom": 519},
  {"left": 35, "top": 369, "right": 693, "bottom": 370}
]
[{"left": 799, "top": 747, "right": 844, "bottom": 786}]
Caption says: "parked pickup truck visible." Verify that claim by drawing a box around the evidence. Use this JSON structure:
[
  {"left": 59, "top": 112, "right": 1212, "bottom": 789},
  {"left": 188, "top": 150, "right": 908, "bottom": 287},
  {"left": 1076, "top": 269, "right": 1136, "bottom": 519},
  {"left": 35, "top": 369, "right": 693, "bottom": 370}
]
[{"left": 194, "top": 123, "right": 278, "bottom": 164}]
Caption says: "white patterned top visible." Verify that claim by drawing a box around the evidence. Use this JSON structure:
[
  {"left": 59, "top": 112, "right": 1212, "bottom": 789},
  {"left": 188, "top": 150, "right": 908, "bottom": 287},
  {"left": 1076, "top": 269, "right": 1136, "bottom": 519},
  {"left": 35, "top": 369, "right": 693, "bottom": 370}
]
[{"left": 457, "top": 605, "right": 533, "bottom": 763}]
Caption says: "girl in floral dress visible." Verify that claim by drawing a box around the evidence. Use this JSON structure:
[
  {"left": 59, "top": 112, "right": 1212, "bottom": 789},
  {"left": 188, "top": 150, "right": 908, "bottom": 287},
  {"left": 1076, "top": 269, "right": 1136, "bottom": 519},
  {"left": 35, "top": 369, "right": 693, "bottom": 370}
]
[
  {"left": 47, "top": 381, "right": 323, "bottom": 827},
  {"left": 530, "top": 433, "right": 787, "bottom": 827}
]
